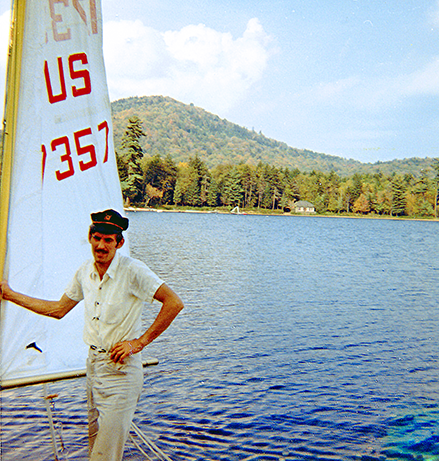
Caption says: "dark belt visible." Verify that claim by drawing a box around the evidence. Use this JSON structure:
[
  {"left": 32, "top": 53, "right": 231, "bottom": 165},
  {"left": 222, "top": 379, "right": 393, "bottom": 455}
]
[{"left": 90, "top": 345, "right": 107, "bottom": 353}]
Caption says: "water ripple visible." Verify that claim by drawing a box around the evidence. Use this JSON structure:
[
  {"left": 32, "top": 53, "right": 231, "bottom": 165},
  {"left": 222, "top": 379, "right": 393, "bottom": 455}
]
[{"left": 3, "top": 214, "right": 439, "bottom": 460}]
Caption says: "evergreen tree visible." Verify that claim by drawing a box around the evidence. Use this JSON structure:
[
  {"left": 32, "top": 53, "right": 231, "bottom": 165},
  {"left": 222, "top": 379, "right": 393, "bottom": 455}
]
[
  {"left": 116, "top": 150, "right": 128, "bottom": 183},
  {"left": 119, "top": 116, "right": 146, "bottom": 205},
  {"left": 375, "top": 187, "right": 392, "bottom": 215},
  {"left": 173, "top": 162, "right": 191, "bottom": 205},
  {"left": 349, "top": 173, "right": 363, "bottom": 209},
  {"left": 207, "top": 178, "right": 220, "bottom": 207},
  {"left": 173, "top": 178, "right": 184, "bottom": 205},
  {"left": 184, "top": 155, "right": 210, "bottom": 206},
  {"left": 222, "top": 167, "right": 244, "bottom": 206},
  {"left": 343, "top": 186, "right": 352, "bottom": 213},
  {"left": 162, "top": 154, "right": 178, "bottom": 204},
  {"left": 391, "top": 176, "right": 407, "bottom": 216},
  {"left": 200, "top": 174, "right": 210, "bottom": 205},
  {"left": 327, "top": 194, "right": 339, "bottom": 213},
  {"left": 284, "top": 174, "right": 301, "bottom": 203},
  {"left": 418, "top": 199, "right": 433, "bottom": 217},
  {"left": 325, "top": 170, "right": 341, "bottom": 211},
  {"left": 185, "top": 172, "right": 202, "bottom": 206},
  {"left": 255, "top": 163, "right": 267, "bottom": 208},
  {"left": 239, "top": 164, "right": 257, "bottom": 208}
]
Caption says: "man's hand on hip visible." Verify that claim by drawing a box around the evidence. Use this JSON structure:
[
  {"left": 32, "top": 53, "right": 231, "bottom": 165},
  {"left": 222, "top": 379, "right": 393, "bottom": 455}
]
[{"left": 109, "top": 338, "right": 143, "bottom": 364}]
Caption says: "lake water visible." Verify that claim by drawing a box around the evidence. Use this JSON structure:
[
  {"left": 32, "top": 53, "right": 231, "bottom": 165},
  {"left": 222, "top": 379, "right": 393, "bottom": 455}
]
[{"left": 2, "top": 212, "right": 439, "bottom": 461}]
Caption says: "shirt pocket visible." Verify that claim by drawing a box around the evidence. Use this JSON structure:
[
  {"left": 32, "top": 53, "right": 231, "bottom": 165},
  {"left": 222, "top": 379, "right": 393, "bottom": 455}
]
[{"left": 100, "top": 299, "right": 127, "bottom": 325}]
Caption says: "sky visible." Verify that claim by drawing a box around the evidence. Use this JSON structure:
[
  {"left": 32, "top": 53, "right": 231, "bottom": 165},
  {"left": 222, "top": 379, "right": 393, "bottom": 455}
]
[{"left": 1, "top": 0, "right": 439, "bottom": 164}]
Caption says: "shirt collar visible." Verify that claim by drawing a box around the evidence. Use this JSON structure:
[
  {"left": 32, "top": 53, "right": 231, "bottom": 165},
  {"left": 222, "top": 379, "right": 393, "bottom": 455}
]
[
  {"left": 106, "top": 251, "right": 120, "bottom": 280},
  {"left": 90, "top": 251, "right": 121, "bottom": 281}
]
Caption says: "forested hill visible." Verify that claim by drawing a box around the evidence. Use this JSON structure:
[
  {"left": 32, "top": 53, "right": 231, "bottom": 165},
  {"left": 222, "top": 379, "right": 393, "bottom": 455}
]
[{"left": 111, "top": 95, "right": 435, "bottom": 177}]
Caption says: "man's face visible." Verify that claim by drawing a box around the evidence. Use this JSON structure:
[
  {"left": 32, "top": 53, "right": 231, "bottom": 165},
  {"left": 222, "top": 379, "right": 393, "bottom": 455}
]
[{"left": 89, "top": 232, "right": 124, "bottom": 266}]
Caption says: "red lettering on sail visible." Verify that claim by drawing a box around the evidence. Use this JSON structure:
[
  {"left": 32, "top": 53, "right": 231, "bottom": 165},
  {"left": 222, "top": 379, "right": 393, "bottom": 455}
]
[
  {"left": 41, "top": 144, "right": 48, "bottom": 184},
  {"left": 75, "top": 128, "right": 97, "bottom": 171},
  {"left": 49, "top": 0, "right": 71, "bottom": 42},
  {"left": 47, "top": 121, "right": 110, "bottom": 181},
  {"left": 44, "top": 58, "right": 67, "bottom": 104},
  {"left": 69, "top": 53, "right": 91, "bottom": 97},
  {"left": 98, "top": 121, "right": 109, "bottom": 163},
  {"left": 53, "top": 136, "right": 75, "bottom": 181}
]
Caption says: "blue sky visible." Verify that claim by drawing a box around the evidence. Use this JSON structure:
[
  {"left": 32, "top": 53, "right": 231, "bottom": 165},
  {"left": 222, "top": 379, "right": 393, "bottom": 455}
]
[{"left": 1, "top": 0, "right": 439, "bottom": 163}]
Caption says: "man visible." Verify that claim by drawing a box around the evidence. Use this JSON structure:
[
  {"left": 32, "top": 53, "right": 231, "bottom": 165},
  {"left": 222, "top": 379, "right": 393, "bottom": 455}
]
[{"left": 0, "top": 209, "right": 184, "bottom": 461}]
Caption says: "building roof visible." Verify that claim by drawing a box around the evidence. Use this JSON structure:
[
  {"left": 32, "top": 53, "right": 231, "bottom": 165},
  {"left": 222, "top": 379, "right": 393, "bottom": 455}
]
[{"left": 294, "top": 201, "right": 315, "bottom": 208}]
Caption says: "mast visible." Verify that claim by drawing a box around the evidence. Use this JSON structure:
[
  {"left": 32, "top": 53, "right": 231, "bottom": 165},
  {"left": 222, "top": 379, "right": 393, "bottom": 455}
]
[{"left": 0, "top": 0, "right": 26, "bottom": 280}]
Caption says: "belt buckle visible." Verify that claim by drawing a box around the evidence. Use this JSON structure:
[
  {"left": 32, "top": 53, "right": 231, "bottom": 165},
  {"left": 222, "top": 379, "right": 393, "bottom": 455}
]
[{"left": 90, "top": 345, "right": 106, "bottom": 353}]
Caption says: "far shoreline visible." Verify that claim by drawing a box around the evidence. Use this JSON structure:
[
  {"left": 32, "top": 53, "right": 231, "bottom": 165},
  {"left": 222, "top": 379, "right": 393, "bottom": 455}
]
[{"left": 124, "top": 206, "right": 439, "bottom": 223}]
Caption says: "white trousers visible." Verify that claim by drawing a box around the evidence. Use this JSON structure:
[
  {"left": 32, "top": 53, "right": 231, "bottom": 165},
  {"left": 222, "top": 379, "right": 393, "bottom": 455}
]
[{"left": 86, "top": 348, "right": 143, "bottom": 461}]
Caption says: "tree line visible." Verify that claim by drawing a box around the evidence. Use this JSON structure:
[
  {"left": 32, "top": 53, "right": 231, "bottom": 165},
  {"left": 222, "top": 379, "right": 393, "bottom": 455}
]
[{"left": 116, "top": 116, "right": 439, "bottom": 218}]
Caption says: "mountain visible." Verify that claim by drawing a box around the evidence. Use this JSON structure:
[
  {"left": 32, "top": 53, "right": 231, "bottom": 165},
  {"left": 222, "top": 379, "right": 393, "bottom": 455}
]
[{"left": 111, "top": 96, "right": 437, "bottom": 177}]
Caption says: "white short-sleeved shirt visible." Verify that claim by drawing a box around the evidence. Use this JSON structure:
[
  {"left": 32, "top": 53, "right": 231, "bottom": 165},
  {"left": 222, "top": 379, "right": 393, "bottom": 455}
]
[{"left": 65, "top": 252, "right": 163, "bottom": 351}]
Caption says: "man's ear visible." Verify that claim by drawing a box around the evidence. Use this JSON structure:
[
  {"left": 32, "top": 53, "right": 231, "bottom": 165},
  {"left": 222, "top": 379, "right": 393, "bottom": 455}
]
[{"left": 116, "top": 237, "right": 125, "bottom": 249}]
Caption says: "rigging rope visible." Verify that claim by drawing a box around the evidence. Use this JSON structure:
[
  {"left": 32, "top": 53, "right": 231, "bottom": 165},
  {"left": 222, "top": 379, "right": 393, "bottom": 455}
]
[{"left": 130, "top": 421, "right": 173, "bottom": 461}]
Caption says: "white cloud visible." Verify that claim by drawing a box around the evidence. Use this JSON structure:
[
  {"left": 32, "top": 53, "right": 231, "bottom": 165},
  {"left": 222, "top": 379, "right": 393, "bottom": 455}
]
[
  {"left": 401, "top": 57, "right": 439, "bottom": 96},
  {"left": 103, "top": 18, "right": 274, "bottom": 114},
  {"left": 104, "top": 20, "right": 169, "bottom": 82},
  {"left": 0, "top": 14, "right": 273, "bottom": 118},
  {"left": 292, "top": 51, "right": 439, "bottom": 118}
]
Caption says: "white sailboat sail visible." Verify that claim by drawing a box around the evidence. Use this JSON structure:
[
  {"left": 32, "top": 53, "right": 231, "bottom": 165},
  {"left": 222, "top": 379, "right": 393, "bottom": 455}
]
[{"left": 1, "top": 0, "right": 126, "bottom": 384}]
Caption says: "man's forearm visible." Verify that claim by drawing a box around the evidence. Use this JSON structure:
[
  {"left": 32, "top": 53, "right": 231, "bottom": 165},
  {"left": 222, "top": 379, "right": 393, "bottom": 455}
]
[
  {"left": 138, "top": 283, "right": 184, "bottom": 347},
  {"left": 1, "top": 282, "right": 77, "bottom": 319},
  {"left": 138, "top": 298, "right": 184, "bottom": 348},
  {"left": 5, "top": 290, "right": 60, "bottom": 318}
]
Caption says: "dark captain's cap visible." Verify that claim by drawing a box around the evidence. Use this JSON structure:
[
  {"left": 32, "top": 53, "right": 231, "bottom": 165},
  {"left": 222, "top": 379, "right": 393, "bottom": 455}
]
[{"left": 90, "top": 209, "right": 129, "bottom": 234}]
